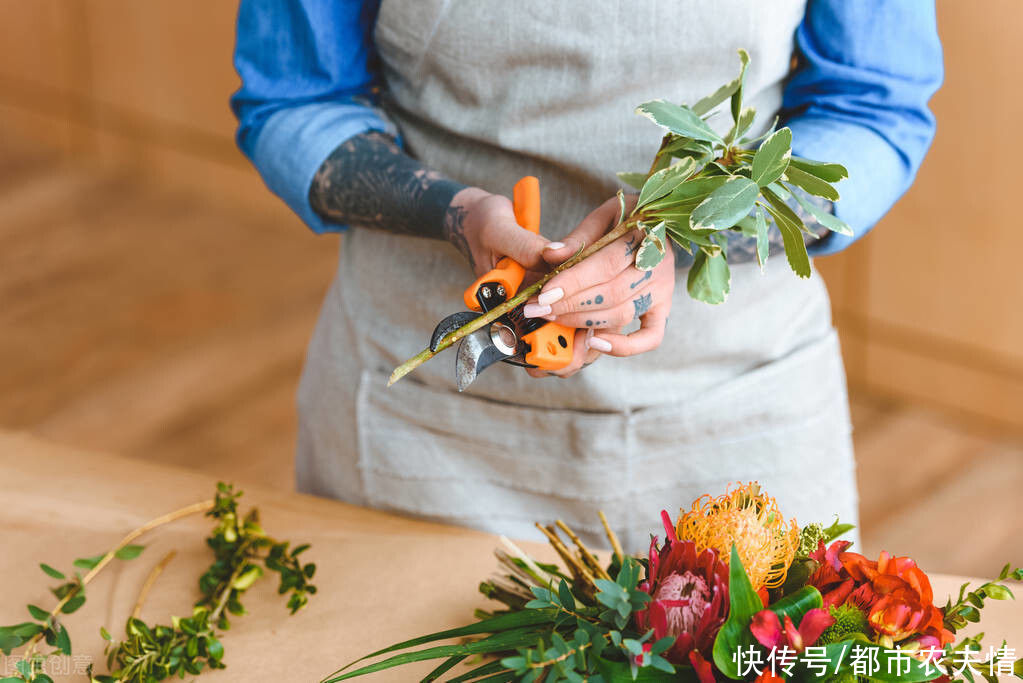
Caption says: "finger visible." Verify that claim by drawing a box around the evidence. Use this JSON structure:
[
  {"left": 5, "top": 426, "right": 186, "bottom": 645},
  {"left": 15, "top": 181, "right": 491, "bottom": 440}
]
[
  {"left": 548, "top": 265, "right": 655, "bottom": 316},
  {"left": 589, "top": 302, "right": 669, "bottom": 357},
  {"left": 553, "top": 288, "right": 657, "bottom": 330},
  {"left": 541, "top": 196, "right": 624, "bottom": 266},
  {"left": 482, "top": 217, "right": 553, "bottom": 271},
  {"left": 525, "top": 366, "right": 549, "bottom": 379},
  {"left": 537, "top": 229, "right": 641, "bottom": 307}
]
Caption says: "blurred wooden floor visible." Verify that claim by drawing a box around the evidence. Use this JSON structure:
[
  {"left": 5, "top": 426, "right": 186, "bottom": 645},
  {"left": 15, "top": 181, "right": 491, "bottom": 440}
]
[{"left": 1, "top": 139, "right": 1020, "bottom": 578}]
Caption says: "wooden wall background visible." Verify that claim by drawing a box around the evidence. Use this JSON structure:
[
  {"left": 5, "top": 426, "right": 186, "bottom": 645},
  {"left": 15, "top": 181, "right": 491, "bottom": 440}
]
[{"left": 1, "top": 0, "right": 1020, "bottom": 434}]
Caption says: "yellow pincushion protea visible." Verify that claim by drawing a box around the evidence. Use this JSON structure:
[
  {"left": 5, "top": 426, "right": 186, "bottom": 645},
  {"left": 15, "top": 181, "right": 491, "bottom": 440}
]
[{"left": 675, "top": 482, "right": 799, "bottom": 591}]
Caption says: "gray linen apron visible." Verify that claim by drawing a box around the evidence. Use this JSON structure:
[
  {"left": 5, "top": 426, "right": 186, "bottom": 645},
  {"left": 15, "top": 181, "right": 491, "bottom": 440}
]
[{"left": 295, "top": 0, "right": 861, "bottom": 552}]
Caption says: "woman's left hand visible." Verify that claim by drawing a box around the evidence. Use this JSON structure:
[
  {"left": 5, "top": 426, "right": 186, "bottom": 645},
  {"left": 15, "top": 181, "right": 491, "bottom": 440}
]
[{"left": 521, "top": 195, "right": 675, "bottom": 378}]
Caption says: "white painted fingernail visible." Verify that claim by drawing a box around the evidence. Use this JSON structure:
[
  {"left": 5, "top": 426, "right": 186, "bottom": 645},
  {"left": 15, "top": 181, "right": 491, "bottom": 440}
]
[
  {"left": 537, "top": 287, "right": 564, "bottom": 306},
  {"left": 588, "top": 336, "right": 612, "bottom": 352},
  {"left": 543, "top": 241, "right": 566, "bottom": 251},
  {"left": 523, "top": 303, "right": 552, "bottom": 318}
]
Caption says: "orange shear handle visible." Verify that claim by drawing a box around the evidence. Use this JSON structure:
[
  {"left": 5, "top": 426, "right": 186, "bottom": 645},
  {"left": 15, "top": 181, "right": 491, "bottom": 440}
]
[
  {"left": 462, "top": 176, "right": 540, "bottom": 311},
  {"left": 462, "top": 176, "right": 575, "bottom": 372}
]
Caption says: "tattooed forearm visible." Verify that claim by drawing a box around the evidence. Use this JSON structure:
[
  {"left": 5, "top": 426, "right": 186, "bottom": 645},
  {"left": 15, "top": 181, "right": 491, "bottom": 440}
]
[
  {"left": 672, "top": 189, "right": 834, "bottom": 268},
  {"left": 308, "top": 132, "right": 466, "bottom": 239}
]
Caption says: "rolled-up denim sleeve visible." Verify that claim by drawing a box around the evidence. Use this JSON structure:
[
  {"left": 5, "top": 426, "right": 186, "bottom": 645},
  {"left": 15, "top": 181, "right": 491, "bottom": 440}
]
[
  {"left": 782, "top": 0, "right": 944, "bottom": 255},
  {"left": 230, "top": 0, "right": 393, "bottom": 233}
]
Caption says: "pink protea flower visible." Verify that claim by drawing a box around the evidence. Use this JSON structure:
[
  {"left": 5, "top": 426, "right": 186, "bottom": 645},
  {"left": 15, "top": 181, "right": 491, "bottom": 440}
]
[{"left": 634, "top": 511, "right": 729, "bottom": 677}]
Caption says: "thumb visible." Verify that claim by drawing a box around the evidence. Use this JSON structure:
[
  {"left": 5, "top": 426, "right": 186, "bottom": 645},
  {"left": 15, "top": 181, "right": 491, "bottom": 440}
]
[
  {"left": 489, "top": 219, "right": 552, "bottom": 271},
  {"left": 541, "top": 196, "right": 623, "bottom": 266}
]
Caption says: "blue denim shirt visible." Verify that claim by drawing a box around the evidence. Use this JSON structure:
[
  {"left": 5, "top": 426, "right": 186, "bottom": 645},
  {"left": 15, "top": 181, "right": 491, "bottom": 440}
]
[{"left": 231, "top": 1, "right": 943, "bottom": 255}]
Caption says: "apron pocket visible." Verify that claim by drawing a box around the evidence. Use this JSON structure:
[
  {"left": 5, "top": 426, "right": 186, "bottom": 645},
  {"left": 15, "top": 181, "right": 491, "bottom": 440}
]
[{"left": 355, "top": 369, "right": 635, "bottom": 540}]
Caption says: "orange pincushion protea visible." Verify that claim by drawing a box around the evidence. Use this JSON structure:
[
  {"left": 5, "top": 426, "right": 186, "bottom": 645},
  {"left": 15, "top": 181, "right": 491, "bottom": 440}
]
[{"left": 676, "top": 482, "right": 799, "bottom": 591}]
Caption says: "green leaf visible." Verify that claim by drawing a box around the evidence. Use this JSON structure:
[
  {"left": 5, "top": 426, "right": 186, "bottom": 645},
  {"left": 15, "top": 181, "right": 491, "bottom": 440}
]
[
  {"left": 323, "top": 608, "right": 564, "bottom": 680},
  {"left": 56, "top": 623, "right": 71, "bottom": 655},
  {"left": 595, "top": 657, "right": 680, "bottom": 682},
  {"left": 115, "top": 544, "right": 145, "bottom": 560},
  {"left": 40, "top": 563, "right": 65, "bottom": 580},
  {"left": 822, "top": 520, "right": 855, "bottom": 542},
  {"left": 690, "top": 177, "right": 759, "bottom": 231},
  {"left": 713, "top": 545, "right": 763, "bottom": 679},
  {"left": 687, "top": 249, "right": 730, "bottom": 305},
  {"left": 62, "top": 594, "right": 86, "bottom": 614},
  {"left": 637, "top": 158, "right": 697, "bottom": 209},
  {"left": 762, "top": 191, "right": 812, "bottom": 279},
  {"left": 754, "top": 206, "right": 769, "bottom": 267},
  {"left": 789, "top": 156, "right": 848, "bottom": 183},
  {"left": 27, "top": 604, "right": 50, "bottom": 621},
  {"left": 788, "top": 186, "right": 854, "bottom": 236},
  {"left": 783, "top": 164, "right": 840, "bottom": 201},
  {"left": 769, "top": 586, "right": 823, "bottom": 624},
  {"left": 617, "top": 172, "right": 647, "bottom": 190},
  {"left": 100, "top": 626, "right": 112, "bottom": 641},
  {"left": 644, "top": 175, "right": 730, "bottom": 212},
  {"left": 423, "top": 654, "right": 468, "bottom": 681},
  {"left": 985, "top": 584, "right": 1014, "bottom": 600},
  {"left": 635, "top": 222, "right": 667, "bottom": 271},
  {"left": 322, "top": 627, "right": 542, "bottom": 682},
  {"left": 730, "top": 48, "right": 751, "bottom": 122},
  {"left": 725, "top": 106, "right": 756, "bottom": 145},
  {"left": 751, "top": 128, "right": 792, "bottom": 187},
  {"left": 692, "top": 49, "right": 749, "bottom": 119},
  {"left": 74, "top": 555, "right": 104, "bottom": 570},
  {"left": 635, "top": 100, "right": 722, "bottom": 144}
]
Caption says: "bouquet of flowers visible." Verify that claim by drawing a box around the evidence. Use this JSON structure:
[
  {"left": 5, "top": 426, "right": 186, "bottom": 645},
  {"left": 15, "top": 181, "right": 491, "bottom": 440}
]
[{"left": 322, "top": 483, "right": 1021, "bottom": 683}]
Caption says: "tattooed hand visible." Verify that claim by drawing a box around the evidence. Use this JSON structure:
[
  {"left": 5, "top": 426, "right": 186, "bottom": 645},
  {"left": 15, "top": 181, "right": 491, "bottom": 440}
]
[
  {"left": 444, "top": 187, "right": 552, "bottom": 277},
  {"left": 520, "top": 195, "right": 675, "bottom": 378}
]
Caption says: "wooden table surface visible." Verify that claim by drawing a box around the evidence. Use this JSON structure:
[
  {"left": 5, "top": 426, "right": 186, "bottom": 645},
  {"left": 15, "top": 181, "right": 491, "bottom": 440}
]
[{"left": 1, "top": 430, "right": 1019, "bottom": 682}]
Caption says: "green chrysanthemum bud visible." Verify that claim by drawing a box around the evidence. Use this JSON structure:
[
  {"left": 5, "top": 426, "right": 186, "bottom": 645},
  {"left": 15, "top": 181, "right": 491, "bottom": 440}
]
[
  {"left": 797, "top": 522, "right": 826, "bottom": 558},
  {"left": 818, "top": 604, "right": 870, "bottom": 645}
]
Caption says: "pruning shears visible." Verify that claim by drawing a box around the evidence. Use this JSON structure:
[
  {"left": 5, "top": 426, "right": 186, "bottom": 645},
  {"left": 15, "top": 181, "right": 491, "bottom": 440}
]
[{"left": 430, "top": 176, "right": 576, "bottom": 391}]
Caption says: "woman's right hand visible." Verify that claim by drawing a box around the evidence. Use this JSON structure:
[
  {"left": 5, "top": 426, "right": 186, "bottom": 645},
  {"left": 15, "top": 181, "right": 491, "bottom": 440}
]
[{"left": 443, "top": 187, "right": 553, "bottom": 278}]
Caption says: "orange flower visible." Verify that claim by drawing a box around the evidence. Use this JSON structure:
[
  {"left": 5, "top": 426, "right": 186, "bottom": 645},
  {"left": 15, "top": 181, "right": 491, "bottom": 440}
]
[
  {"left": 676, "top": 482, "right": 799, "bottom": 591},
  {"left": 809, "top": 543, "right": 953, "bottom": 645}
]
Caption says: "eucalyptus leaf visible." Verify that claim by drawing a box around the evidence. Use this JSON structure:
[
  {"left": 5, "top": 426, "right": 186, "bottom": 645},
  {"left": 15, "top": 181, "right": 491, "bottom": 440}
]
[
  {"left": 616, "top": 172, "right": 647, "bottom": 190},
  {"left": 783, "top": 164, "right": 840, "bottom": 201},
  {"left": 751, "top": 127, "right": 792, "bottom": 187},
  {"left": 789, "top": 156, "right": 848, "bottom": 183},
  {"left": 635, "top": 100, "right": 722, "bottom": 144},
  {"left": 687, "top": 249, "right": 730, "bottom": 304},
  {"left": 73, "top": 555, "right": 103, "bottom": 570},
  {"left": 690, "top": 176, "right": 759, "bottom": 231},
  {"left": 637, "top": 158, "right": 697, "bottom": 209},
  {"left": 27, "top": 604, "right": 49, "bottom": 621},
  {"left": 56, "top": 624, "right": 71, "bottom": 655}
]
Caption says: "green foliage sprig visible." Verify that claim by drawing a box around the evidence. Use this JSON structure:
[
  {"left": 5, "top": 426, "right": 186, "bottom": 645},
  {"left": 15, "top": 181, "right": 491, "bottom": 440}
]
[
  {"left": 0, "top": 483, "right": 315, "bottom": 683},
  {"left": 619, "top": 48, "right": 851, "bottom": 304},
  {"left": 388, "top": 48, "right": 851, "bottom": 385}
]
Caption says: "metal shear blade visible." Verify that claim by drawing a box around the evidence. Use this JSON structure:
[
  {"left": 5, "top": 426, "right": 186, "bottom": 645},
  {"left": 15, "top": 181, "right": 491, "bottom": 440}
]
[{"left": 454, "top": 327, "right": 514, "bottom": 392}]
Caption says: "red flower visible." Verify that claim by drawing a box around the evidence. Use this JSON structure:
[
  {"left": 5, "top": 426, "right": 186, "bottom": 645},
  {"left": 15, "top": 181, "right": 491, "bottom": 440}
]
[
  {"left": 807, "top": 542, "right": 953, "bottom": 645},
  {"left": 634, "top": 511, "right": 730, "bottom": 669},
  {"left": 750, "top": 608, "right": 835, "bottom": 653}
]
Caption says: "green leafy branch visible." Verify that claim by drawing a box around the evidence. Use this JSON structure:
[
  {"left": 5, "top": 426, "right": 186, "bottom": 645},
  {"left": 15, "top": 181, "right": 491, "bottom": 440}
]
[
  {"left": 0, "top": 483, "right": 315, "bottom": 683},
  {"left": 0, "top": 500, "right": 213, "bottom": 683},
  {"left": 95, "top": 483, "right": 317, "bottom": 682},
  {"left": 388, "top": 48, "right": 850, "bottom": 385}
]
